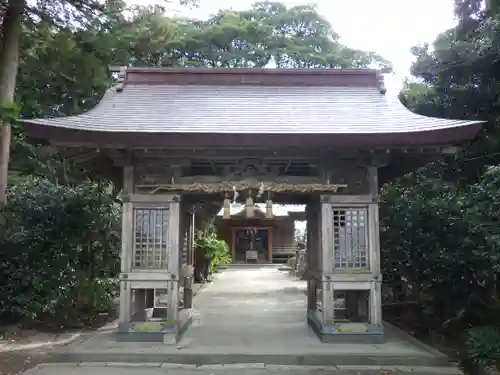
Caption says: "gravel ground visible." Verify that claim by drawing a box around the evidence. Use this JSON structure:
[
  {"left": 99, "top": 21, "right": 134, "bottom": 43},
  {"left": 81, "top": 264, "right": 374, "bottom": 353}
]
[{"left": 0, "top": 351, "right": 47, "bottom": 375}]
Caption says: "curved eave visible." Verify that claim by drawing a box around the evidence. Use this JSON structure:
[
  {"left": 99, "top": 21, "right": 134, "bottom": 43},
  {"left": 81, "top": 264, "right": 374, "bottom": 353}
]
[{"left": 21, "top": 120, "right": 484, "bottom": 148}]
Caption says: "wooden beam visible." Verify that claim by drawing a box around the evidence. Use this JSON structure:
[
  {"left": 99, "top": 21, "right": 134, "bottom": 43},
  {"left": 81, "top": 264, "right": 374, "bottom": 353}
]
[
  {"left": 131, "top": 148, "right": 366, "bottom": 161},
  {"left": 173, "top": 175, "right": 323, "bottom": 184},
  {"left": 136, "top": 181, "right": 348, "bottom": 194}
]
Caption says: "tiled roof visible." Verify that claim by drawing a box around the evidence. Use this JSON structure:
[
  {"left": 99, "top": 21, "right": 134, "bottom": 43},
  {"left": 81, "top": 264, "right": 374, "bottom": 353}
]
[{"left": 20, "top": 84, "right": 483, "bottom": 135}]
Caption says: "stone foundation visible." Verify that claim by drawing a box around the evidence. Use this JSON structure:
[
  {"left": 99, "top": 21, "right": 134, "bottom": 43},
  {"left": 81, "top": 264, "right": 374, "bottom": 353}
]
[
  {"left": 307, "top": 310, "right": 385, "bottom": 344},
  {"left": 116, "top": 309, "right": 193, "bottom": 344}
]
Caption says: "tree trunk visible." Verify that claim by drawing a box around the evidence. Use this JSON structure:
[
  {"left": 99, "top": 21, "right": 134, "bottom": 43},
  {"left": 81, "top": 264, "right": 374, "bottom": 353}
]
[{"left": 0, "top": 0, "right": 25, "bottom": 205}]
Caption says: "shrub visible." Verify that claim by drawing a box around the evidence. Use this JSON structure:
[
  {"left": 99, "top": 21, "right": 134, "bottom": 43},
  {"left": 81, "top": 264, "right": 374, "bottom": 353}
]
[
  {"left": 195, "top": 224, "right": 231, "bottom": 273},
  {"left": 460, "top": 326, "right": 500, "bottom": 374},
  {"left": 0, "top": 178, "right": 120, "bottom": 328}
]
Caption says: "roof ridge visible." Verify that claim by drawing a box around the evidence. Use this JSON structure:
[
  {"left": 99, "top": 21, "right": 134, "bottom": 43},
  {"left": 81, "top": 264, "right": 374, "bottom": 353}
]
[
  {"left": 110, "top": 67, "right": 391, "bottom": 92},
  {"left": 122, "top": 67, "right": 381, "bottom": 75},
  {"left": 111, "top": 66, "right": 382, "bottom": 89}
]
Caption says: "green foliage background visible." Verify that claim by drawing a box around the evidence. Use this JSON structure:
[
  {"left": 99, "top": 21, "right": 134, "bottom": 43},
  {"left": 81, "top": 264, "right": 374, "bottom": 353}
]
[
  {"left": 382, "top": 1, "right": 500, "bottom": 371},
  {"left": 3, "top": 0, "right": 500, "bottom": 370}
]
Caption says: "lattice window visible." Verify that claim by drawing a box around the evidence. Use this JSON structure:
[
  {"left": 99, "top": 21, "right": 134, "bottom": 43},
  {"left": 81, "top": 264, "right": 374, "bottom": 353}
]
[
  {"left": 133, "top": 208, "right": 169, "bottom": 269},
  {"left": 333, "top": 208, "right": 368, "bottom": 269}
]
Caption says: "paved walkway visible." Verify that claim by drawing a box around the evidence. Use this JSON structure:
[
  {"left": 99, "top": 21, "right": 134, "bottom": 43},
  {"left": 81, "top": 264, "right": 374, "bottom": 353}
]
[
  {"left": 178, "top": 266, "right": 319, "bottom": 349},
  {"left": 35, "top": 266, "right": 458, "bottom": 373}
]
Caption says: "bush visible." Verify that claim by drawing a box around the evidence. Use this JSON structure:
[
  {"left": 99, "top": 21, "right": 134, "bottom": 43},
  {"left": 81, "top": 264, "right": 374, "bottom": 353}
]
[
  {"left": 460, "top": 326, "right": 500, "bottom": 374},
  {"left": 381, "top": 164, "right": 500, "bottom": 336},
  {"left": 0, "top": 178, "right": 121, "bottom": 328},
  {"left": 195, "top": 224, "right": 231, "bottom": 274}
]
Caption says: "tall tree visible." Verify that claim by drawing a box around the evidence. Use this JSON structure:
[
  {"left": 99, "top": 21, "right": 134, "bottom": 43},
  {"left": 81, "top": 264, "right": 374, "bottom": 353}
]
[
  {"left": 0, "top": 0, "right": 24, "bottom": 205},
  {"left": 0, "top": 0, "right": 110, "bottom": 204},
  {"left": 0, "top": 0, "right": 200, "bottom": 203},
  {"left": 399, "top": 0, "right": 500, "bottom": 183},
  {"left": 112, "top": 2, "right": 391, "bottom": 69},
  {"left": 380, "top": 1, "right": 500, "bottom": 365}
]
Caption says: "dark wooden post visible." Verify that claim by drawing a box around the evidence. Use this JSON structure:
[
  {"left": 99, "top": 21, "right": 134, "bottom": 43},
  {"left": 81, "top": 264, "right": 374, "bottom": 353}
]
[{"left": 183, "top": 207, "right": 195, "bottom": 309}]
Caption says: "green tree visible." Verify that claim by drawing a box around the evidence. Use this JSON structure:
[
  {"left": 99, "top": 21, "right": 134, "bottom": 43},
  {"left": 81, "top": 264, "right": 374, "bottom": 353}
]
[
  {"left": 0, "top": 0, "right": 200, "bottom": 203},
  {"left": 0, "top": 0, "right": 25, "bottom": 205},
  {"left": 381, "top": 2, "right": 500, "bottom": 369},
  {"left": 0, "top": 0, "right": 112, "bottom": 204},
  {"left": 404, "top": 0, "right": 500, "bottom": 175},
  {"left": 109, "top": 2, "right": 391, "bottom": 69}
]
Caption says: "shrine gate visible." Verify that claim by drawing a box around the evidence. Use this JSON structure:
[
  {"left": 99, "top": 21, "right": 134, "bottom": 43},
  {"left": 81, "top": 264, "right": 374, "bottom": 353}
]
[{"left": 21, "top": 68, "right": 484, "bottom": 343}]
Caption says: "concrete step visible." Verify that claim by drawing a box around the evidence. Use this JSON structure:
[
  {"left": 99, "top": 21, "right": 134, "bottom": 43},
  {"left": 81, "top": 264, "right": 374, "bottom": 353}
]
[
  {"left": 218, "top": 264, "right": 293, "bottom": 272},
  {"left": 31, "top": 363, "right": 465, "bottom": 375},
  {"left": 219, "top": 263, "right": 283, "bottom": 269},
  {"left": 49, "top": 351, "right": 454, "bottom": 367}
]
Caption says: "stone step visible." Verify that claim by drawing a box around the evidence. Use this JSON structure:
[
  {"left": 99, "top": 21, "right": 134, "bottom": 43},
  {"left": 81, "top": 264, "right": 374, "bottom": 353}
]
[
  {"left": 49, "top": 352, "right": 453, "bottom": 367},
  {"left": 219, "top": 264, "right": 293, "bottom": 272},
  {"left": 219, "top": 263, "right": 283, "bottom": 269},
  {"left": 33, "top": 362, "right": 465, "bottom": 375}
]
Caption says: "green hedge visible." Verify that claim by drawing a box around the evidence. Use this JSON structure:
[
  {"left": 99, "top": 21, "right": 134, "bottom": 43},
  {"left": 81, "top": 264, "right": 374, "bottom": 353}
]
[
  {"left": 0, "top": 178, "right": 121, "bottom": 328},
  {"left": 381, "top": 164, "right": 500, "bottom": 372}
]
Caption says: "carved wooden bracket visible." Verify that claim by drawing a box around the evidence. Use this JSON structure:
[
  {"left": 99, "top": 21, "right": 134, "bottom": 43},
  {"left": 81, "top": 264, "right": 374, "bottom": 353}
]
[{"left": 222, "top": 158, "right": 280, "bottom": 179}]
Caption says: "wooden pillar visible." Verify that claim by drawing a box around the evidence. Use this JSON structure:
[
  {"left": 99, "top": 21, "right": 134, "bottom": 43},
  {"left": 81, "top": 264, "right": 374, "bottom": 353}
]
[
  {"left": 167, "top": 196, "right": 181, "bottom": 323},
  {"left": 119, "top": 165, "right": 134, "bottom": 324},
  {"left": 268, "top": 228, "right": 273, "bottom": 263},
  {"left": 183, "top": 206, "right": 195, "bottom": 309},
  {"left": 305, "top": 202, "right": 315, "bottom": 311},
  {"left": 306, "top": 197, "right": 322, "bottom": 313},
  {"left": 368, "top": 166, "right": 382, "bottom": 325},
  {"left": 320, "top": 198, "right": 334, "bottom": 323}
]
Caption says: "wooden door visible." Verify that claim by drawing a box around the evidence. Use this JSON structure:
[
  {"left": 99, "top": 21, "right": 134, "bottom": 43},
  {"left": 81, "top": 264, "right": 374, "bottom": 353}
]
[{"left": 230, "top": 227, "right": 273, "bottom": 263}]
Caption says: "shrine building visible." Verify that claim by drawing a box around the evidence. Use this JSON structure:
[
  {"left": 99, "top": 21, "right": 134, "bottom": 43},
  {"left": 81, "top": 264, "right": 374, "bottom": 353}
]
[
  {"left": 215, "top": 203, "right": 305, "bottom": 263},
  {"left": 20, "top": 67, "right": 484, "bottom": 343}
]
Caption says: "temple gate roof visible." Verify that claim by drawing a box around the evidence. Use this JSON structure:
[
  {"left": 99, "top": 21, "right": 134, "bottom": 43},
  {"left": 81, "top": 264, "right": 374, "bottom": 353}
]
[{"left": 19, "top": 68, "right": 485, "bottom": 148}]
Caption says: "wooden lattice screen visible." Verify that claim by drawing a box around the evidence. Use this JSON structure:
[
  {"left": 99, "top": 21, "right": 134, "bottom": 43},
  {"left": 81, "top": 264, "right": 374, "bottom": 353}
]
[
  {"left": 133, "top": 207, "right": 170, "bottom": 269},
  {"left": 332, "top": 208, "right": 368, "bottom": 269}
]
